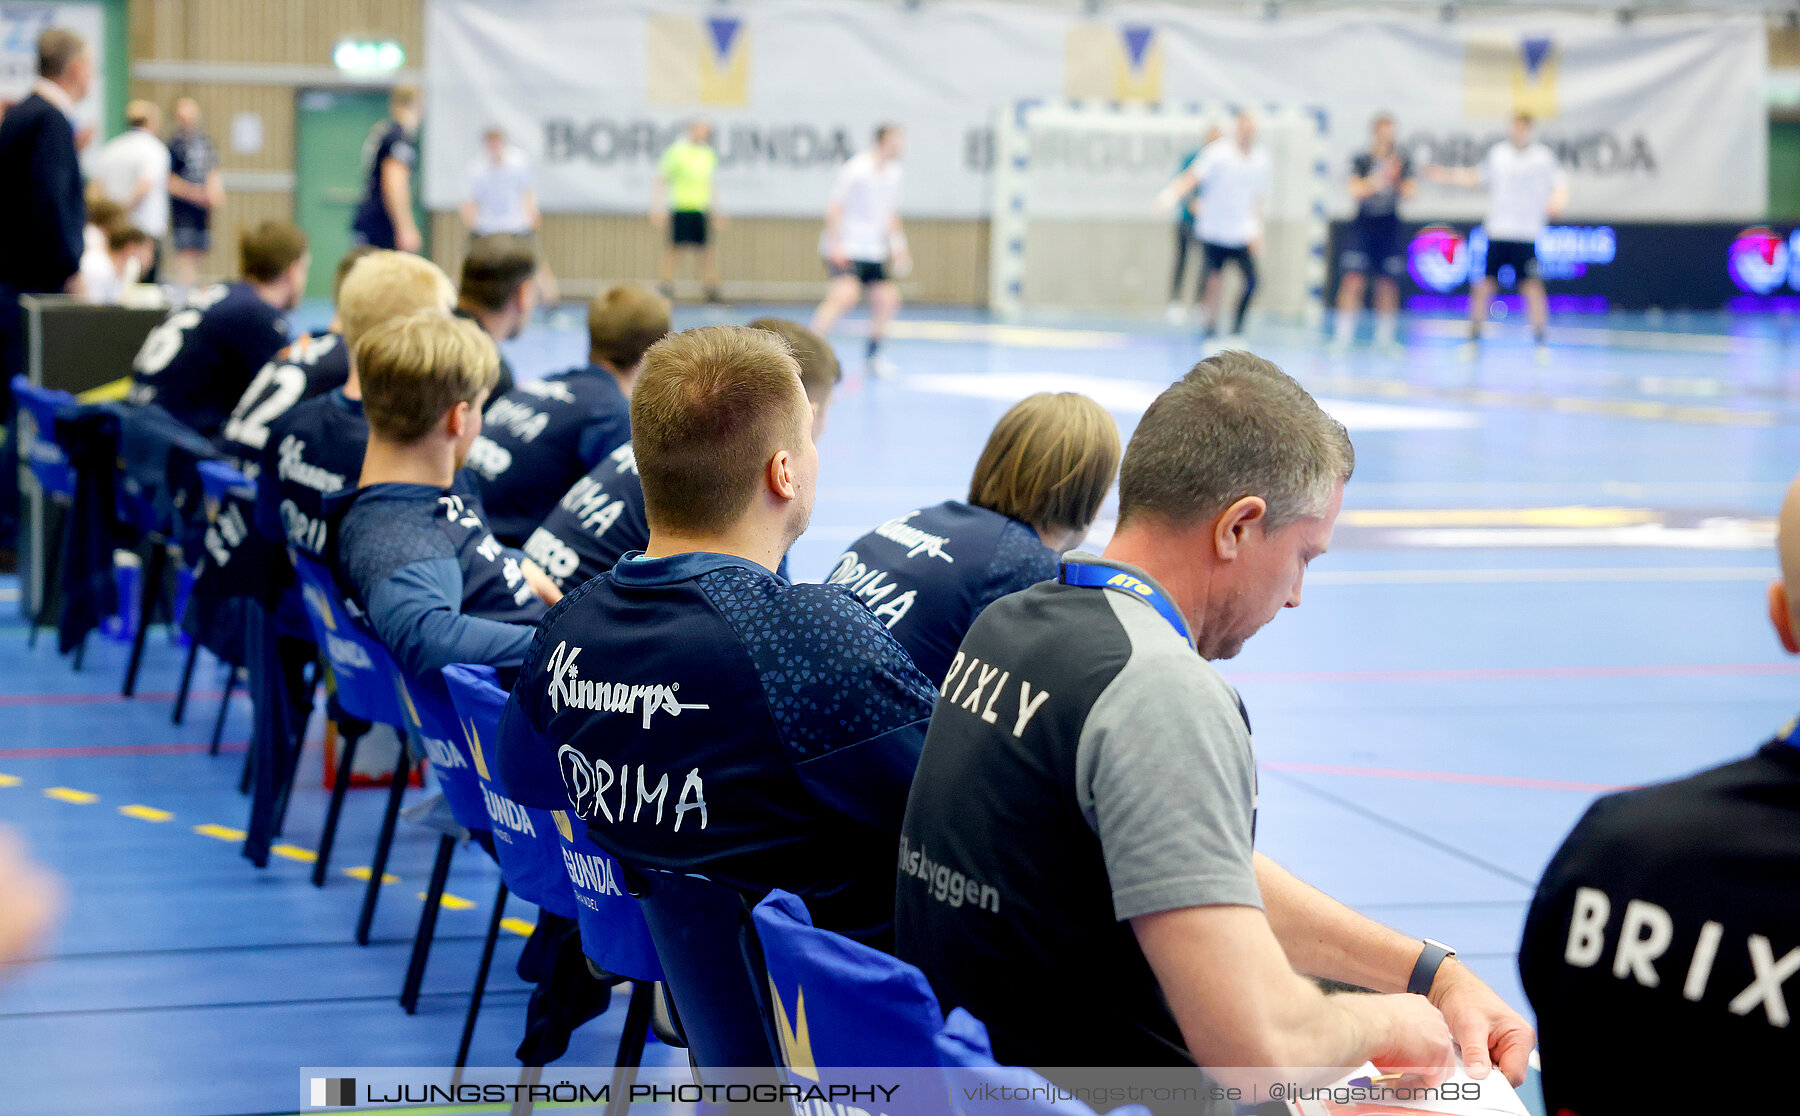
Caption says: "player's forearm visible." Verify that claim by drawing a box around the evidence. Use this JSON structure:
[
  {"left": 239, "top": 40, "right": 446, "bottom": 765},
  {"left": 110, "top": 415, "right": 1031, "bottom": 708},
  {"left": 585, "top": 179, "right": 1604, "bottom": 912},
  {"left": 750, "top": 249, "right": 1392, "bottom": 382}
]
[
  {"left": 206, "top": 172, "right": 225, "bottom": 208},
  {"left": 1255, "top": 853, "right": 1422, "bottom": 993},
  {"left": 459, "top": 201, "right": 477, "bottom": 229},
  {"left": 522, "top": 192, "right": 540, "bottom": 230},
  {"left": 383, "top": 168, "right": 417, "bottom": 234}
]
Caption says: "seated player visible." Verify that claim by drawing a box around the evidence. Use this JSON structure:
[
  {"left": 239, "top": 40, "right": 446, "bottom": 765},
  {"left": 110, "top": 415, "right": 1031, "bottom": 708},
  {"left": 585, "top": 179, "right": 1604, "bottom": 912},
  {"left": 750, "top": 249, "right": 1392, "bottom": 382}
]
[
  {"left": 455, "top": 232, "right": 537, "bottom": 399},
  {"left": 522, "top": 317, "right": 840, "bottom": 592},
  {"left": 466, "top": 284, "right": 671, "bottom": 546},
  {"left": 1519, "top": 468, "right": 1800, "bottom": 1113},
  {"left": 497, "top": 325, "right": 931, "bottom": 945},
  {"left": 219, "top": 245, "right": 378, "bottom": 475},
  {"left": 255, "top": 251, "right": 456, "bottom": 562},
  {"left": 77, "top": 222, "right": 154, "bottom": 306},
  {"left": 827, "top": 392, "right": 1119, "bottom": 683},
  {"left": 329, "top": 311, "right": 557, "bottom": 679},
  {"left": 129, "top": 220, "right": 310, "bottom": 439}
]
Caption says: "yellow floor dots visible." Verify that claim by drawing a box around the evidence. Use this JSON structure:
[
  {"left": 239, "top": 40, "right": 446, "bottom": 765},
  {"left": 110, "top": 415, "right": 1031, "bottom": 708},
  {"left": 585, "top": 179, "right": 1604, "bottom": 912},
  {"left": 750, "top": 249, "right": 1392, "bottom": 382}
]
[
  {"left": 420, "top": 892, "right": 477, "bottom": 911},
  {"left": 0, "top": 773, "right": 21, "bottom": 787},
  {"left": 269, "top": 844, "right": 318, "bottom": 863},
  {"left": 118, "top": 804, "right": 174, "bottom": 822},
  {"left": 344, "top": 866, "right": 400, "bottom": 885},
  {"left": 192, "top": 823, "right": 246, "bottom": 841},
  {"left": 500, "top": 918, "right": 537, "bottom": 938},
  {"left": 43, "top": 786, "right": 98, "bottom": 804}
]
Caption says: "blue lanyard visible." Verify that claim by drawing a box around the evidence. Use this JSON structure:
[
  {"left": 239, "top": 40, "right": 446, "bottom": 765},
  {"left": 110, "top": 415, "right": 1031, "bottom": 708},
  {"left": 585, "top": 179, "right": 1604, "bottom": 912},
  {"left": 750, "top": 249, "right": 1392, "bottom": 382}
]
[{"left": 1059, "top": 561, "right": 1192, "bottom": 646}]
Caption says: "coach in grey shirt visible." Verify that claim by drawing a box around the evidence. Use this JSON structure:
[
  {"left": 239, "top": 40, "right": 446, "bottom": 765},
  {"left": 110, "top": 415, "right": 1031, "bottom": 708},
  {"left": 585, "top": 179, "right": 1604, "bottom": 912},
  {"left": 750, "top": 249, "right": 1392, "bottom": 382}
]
[{"left": 896, "top": 352, "right": 1533, "bottom": 1093}]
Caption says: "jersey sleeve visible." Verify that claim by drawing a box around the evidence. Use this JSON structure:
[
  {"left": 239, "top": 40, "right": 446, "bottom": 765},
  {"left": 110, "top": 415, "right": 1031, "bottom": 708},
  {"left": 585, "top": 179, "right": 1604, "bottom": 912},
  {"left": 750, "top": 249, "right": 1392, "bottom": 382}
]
[
  {"left": 365, "top": 558, "right": 537, "bottom": 676},
  {"left": 1075, "top": 654, "right": 1262, "bottom": 921},
  {"left": 657, "top": 144, "right": 678, "bottom": 180},
  {"left": 576, "top": 411, "right": 633, "bottom": 470}
]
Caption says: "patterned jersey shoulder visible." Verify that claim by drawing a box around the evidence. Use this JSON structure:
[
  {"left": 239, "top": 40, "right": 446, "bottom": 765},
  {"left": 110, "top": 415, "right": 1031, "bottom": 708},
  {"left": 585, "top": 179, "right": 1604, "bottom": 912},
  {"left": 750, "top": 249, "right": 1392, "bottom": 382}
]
[{"left": 696, "top": 568, "right": 935, "bottom": 759}]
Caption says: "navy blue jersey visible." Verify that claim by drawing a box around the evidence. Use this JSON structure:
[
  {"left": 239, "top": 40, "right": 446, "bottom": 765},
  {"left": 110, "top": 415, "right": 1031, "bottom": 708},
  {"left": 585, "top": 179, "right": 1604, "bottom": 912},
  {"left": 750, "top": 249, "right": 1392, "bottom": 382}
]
[
  {"left": 219, "top": 331, "right": 351, "bottom": 477},
  {"left": 467, "top": 365, "right": 632, "bottom": 546},
  {"left": 1351, "top": 150, "right": 1414, "bottom": 221},
  {"left": 827, "top": 501, "right": 1057, "bottom": 685},
  {"left": 129, "top": 283, "right": 290, "bottom": 438},
  {"left": 331, "top": 485, "right": 546, "bottom": 677},
  {"left": 352, "top": 120, "right": 416, "bottom": 249},
  {"left": 497, "top": 551, "right": 935, "bottom": 944},
  {"left": 256, "top": 388, "right": 366, "bottom": 560},
  {"left": 523, "top": 442, "right": 649, "bottom": 591},
  {"left": 453, "top": 308, "right": 517, "bottom": 400},
  {"left": 167, "top": 129, "right": 217, "bottom": 227}
]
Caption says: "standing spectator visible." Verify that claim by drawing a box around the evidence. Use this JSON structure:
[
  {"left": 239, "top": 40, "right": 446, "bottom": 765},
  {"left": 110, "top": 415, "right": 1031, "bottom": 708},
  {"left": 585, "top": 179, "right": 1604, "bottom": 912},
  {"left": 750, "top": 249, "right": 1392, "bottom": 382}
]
[
  {"left": 352, "top": 86, "right": 423, "bottom": 253},
  {"left": 811, "top": 124, "right": 909, "bottom": 378},
  {"left": 166, "top": 97, "right": 224, "bottom": 299},
  {"left": 653, "top": 120, "right": 723, "bottom": 303},
  {"left": 0, "top": 27, "right": 92, "bottom": 554},
  {"left": 462, "top": 126, "right": 557, "bottom": 304},
  {"left": 89, "top": 101, "right": 171, "bottom": 282}
]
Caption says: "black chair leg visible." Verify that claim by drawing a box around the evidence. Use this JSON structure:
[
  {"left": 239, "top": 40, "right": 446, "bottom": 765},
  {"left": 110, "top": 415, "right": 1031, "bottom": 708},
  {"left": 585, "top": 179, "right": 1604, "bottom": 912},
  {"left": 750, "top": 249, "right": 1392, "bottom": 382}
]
[
  {"left": 122, "top": 543, "right": 167, "bottom": 698},
  {"left": 604, "top": 980, "right": 657, "bottom": 1116},
  {"left": 355, "top": 751, "right": 411, "bottom": 946},
  {"left": 453, "top": 880, "right": 509, "bottom": 1076},
  {"left": 210, "top": 667, "right": 236, "bottom": 755},
  {"left": 312, "top": 728, "right": 362, "bottom": 887},
  {"left": 400, "top": 832, "right": 459, "bottom": 1014},
  {"left": 172, "top": 639, "right": 201, "bottom": 724},
  {"left": 28, "top": 506, "right": 68, "bottom": 650},
  {"left": 237, "top": 733, "right": 254, "bottom": 795}
]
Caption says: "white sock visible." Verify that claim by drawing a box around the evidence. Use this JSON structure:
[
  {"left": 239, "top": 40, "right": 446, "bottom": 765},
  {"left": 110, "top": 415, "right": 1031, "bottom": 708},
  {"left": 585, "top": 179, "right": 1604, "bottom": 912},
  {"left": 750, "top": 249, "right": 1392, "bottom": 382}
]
[
  {"left": 1332, "top": 313, "right": 1355, "bottom": 345},
  {"left": 1374, "top": 314, "right": 1397, "bottom": 346}
]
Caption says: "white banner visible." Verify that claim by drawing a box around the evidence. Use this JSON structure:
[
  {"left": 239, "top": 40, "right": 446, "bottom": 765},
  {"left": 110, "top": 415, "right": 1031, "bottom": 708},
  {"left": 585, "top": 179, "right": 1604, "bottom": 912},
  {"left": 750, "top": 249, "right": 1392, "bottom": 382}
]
[{"left": 424, "top": 0, "right": 1766, "bottom": 222}]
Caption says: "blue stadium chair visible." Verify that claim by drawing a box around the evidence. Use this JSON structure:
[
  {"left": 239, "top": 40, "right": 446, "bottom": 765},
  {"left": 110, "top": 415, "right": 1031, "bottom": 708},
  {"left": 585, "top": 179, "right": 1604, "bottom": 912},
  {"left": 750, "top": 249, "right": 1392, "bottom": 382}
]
[
  {"left": 934, "top": 1009, "right": 1152, "bottom": 1116},
  {"left": 753, "top": 889, "right": 951, "bottom": 1114},
  {"left": 632, "top": 868, "right": 783, "bottom": 1076},
  {"left": 11, "top": 377, "right": 81, "bottom": 662},
  {"left": 289, "top": 553, "right": 414, "bottom": 942},
  {"left": 388, "top": 665, "right": 495, "bottom": 1015}
]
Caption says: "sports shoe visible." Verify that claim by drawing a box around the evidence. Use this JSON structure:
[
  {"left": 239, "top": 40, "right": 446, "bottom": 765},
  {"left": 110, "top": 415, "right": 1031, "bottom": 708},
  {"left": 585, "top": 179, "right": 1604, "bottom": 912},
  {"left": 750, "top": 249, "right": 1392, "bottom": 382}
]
[
  {"left": 1456, "top": 340, "right": 1479, "bottom": 363},
  {"left": 869, "top": 355, "right": 899, "bottom": 380},
  {"left": 1534, "top": 343, "right": 1552, "bottom": 367},
  {"left": 1164, "top": 303, "right": 1189, "bottom": 325}
]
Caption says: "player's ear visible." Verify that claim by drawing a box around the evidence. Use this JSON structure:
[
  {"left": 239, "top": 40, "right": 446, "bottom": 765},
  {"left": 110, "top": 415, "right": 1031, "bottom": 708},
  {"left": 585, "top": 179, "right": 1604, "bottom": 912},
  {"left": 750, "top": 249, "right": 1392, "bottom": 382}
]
[
  {"left": 767, "top": 449, "right": 797, "bottom": 502},
  {"left": 1213, "top": 496, "right": 1267, "bottom": 560},
  {"left": 445, "top": 400, "right": 471, "bottom": 440},
  {"left": 1769, "top": 582, "right": 1799, "bottom": 655}
]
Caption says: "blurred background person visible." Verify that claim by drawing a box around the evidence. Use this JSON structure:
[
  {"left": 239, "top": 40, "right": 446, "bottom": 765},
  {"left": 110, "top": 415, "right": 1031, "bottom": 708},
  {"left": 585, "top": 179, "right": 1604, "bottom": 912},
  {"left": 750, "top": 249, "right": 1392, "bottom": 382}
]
[
  {"left": 166, "top": 97, "right": 223, "bottom": 299},
  {"left": 79, "top": 222, "right": 155, "bottom": 305},
  {"left": 653, "top": 119, "right": 723, "bottom": 304},
  {"left": 462, "top": 125, "right": 557, "bottom": 305},
  {"left": 89, "top": 100, "right": 169, "bottom": 283},
  {"left": 1331, "top": 113, "right": 1416, "bottom": 356},
  {"left": 352, "top": 85, "right": 422, "bottom": 253},
  {"left": 812, "top": 123, "right": 909, "bottom": 378}
]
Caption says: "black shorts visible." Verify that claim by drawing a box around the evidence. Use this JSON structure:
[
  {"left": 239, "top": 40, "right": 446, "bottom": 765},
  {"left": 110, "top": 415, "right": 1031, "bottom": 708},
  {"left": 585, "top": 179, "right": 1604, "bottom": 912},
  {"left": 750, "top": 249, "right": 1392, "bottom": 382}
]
[
  {"left": 1201, "top": 241, "right": 1253, "bottom": 272},
  {"left": 827, "top": 259, "right": 889, "bottom": 285},
  {"left": 1484, "top": 238, "right": 1540, "bottom": 282},
  {"left": 670, "top": 210, "right": 709, "bottom": 246},
  {"left": 171, "top": 221, "right": 210, "bottom": 253},
  {"left": 1339, "top": 218, "right": 1403, "bottom": 279}
]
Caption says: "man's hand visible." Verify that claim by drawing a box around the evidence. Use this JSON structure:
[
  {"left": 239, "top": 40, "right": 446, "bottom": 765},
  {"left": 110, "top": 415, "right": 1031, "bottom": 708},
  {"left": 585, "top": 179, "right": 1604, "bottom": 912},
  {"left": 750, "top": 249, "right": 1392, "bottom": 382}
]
[
  {"left": 1428, "top": 959, "right": 1535, "bottom": 1084},
  {"left": 1359, "top": 992, "right": 1456, "bottom": 1086},
  {"left": 1248, "top": 235, "right": 1263, "bottom": 257},
  {"left": 0, "top": 828, "right": 63, "bottom": 969},
  {"left": 396, "top": 226, "right": 423, "bottom": 254},
  {"left": 522, "top": 559, "right": 562, "bottom": 607}
]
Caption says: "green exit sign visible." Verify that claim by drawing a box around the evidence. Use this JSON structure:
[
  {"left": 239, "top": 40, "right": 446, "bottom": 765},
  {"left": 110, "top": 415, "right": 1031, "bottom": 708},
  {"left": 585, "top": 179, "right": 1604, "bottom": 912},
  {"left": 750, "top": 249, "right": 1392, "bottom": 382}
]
[{"left": 333, "top": 39, "right": 406, "bottom": 75}]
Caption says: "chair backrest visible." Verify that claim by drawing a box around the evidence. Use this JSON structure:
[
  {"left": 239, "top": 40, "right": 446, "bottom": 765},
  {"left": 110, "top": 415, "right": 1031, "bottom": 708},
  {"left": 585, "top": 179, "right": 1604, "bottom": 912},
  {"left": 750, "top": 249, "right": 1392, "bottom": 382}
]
[
  {"left": 10, "top": 376, "right": 76, "bottom": 498},
  {"left": 288, "top": 552, "right": 405, "bottom": 729},
  {"left": 389, "top": 665, "right": 491, "bottom": 838},
  {"left": 635, "top": 869, "right": 783, "bottom": 1073},
  {"left": 547, "top": 809, "right": 663, "bottom": 983},
  {"left": 753, "top": 889, "right": 945, "bottom": 1069},
  {"left": 442, "top": 664, "right": 579, "bottom": 919},
  {"left": 934, "top": 1010, "right": 1152, "bottom": 1116},
  {"left": 195, "top": 459, "right": 254, "bottom": 504}
]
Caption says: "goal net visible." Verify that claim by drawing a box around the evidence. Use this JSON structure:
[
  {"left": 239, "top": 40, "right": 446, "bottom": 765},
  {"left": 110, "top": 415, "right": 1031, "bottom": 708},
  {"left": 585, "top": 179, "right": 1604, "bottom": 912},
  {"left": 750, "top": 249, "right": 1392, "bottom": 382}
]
[{"left": 989, "top": 101, "right": 1329, "bottom": 324}]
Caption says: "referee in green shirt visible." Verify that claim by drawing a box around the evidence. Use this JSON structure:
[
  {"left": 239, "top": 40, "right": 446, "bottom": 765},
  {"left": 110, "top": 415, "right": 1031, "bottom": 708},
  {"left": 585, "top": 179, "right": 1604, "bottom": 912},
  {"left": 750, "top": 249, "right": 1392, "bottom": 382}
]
[{"left": 653, "top": 120, "right": 723, "bottom": 304}]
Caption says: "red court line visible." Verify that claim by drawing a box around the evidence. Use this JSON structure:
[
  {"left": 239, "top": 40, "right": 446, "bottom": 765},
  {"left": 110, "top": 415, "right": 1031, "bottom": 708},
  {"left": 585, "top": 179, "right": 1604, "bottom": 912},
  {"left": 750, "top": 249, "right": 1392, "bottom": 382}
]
[
  {"left": 0, "top": 690, "right": 226, "bottom": 707},
  {"left": 1229, "top": 662, "right": 1800, "bottom": 685},
  {"left": 1261, "top": 760, "right": 1632, "bottom": 793},
  {"left": 0, "top": 741, "right": 247, "bottom": 759}
]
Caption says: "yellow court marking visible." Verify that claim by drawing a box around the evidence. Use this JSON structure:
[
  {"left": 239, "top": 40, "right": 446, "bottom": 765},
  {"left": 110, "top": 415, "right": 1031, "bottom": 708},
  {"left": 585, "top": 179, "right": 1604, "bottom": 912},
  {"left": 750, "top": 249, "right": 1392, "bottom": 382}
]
[
  {"left": 0, "top": 773, "right": 20, "bottom": 787},
  {"left": 500, "top": 918, "right": 537, "bottom": 938},
  {"left": 43, "top": 786, "right": 98, "bottom": 804},
  {"left": 344, "top": 866, "right": 400, "bottom": 885},
  {"left": 193, "top": 823, "right": 246, "bottom": 841},
  {"left": 270, "top": 844, "right": 318, "bottom": 863},
  {"left": 419, "top": 892, "right": 477, "bottom": 911},
  {"left": 1341, "top": 506, "right": 1659, "bottom": 529},
  {"left": 118, "top": 804, "right": 173, "bottom": 822}
]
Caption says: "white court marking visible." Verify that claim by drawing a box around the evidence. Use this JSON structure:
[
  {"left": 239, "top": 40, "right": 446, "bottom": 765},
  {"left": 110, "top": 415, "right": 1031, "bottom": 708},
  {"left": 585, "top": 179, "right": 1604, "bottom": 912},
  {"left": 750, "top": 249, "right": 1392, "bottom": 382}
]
[{"left": 896, "top": 371, "right": 1480, "bottom": 430}]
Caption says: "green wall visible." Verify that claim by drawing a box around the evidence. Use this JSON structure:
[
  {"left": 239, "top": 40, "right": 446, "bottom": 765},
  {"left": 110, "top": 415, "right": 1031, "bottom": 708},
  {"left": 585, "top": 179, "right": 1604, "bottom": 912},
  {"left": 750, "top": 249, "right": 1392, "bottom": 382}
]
[{"left": 1772, "top": 119, "right": 1800, "bottom": 221}]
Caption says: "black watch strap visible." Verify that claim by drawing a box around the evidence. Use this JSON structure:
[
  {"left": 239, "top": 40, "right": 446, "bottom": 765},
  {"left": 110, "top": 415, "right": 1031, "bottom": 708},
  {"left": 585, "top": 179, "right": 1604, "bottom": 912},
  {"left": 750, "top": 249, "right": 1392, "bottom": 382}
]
[{"left": 1407, "top": 939, "right": 1456, "bottom": 996}]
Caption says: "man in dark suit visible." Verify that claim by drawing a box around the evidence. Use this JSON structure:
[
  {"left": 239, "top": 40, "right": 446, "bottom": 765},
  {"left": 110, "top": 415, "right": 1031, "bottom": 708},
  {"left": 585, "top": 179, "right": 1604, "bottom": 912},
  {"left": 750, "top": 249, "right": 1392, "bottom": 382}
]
[{"left": 0, "top": 27, "right": 93, "bottom": 553}]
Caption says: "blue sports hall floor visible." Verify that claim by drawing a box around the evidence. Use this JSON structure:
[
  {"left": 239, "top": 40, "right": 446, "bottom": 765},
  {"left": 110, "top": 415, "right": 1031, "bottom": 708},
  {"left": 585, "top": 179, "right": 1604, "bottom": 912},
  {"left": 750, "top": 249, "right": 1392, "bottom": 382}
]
[{"left": 4, "top": 300, "right": 1799, "bottom": 1114}]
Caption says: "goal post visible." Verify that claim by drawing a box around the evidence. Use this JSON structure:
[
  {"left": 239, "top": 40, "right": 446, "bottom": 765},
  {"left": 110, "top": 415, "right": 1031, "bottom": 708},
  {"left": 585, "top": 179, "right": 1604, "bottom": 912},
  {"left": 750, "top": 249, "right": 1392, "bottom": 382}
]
[{"left": 989, "top": 100, "right": 1330, "bottom": 325}]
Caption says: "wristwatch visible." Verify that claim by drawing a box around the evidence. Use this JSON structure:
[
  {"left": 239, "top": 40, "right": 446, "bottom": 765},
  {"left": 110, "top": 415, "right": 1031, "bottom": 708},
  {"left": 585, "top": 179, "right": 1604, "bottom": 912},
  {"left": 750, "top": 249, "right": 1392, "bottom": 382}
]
[{"left": 1407, "top": 939, "right": 1457, "bottom": 996}]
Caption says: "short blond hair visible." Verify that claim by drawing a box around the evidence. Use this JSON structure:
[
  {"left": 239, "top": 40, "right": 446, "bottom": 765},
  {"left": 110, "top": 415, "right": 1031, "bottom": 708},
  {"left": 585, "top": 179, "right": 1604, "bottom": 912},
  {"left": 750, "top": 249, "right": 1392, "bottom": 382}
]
[
  {"left": 336, "top": 251, "right": 455, "bottom": 352},
  {"left": 587, "top": 285, "right": 672, "bottom": 370},
  {"left": 390, "top": 85, "right": 420, "bottom": 113},
  {"left": 632, "top": 326, "right": 808, "bottom": 535},
  {"left": 355, "top": 311, "right": 499, "bottom": 445},
  {"left": 125, "top": 100, "right": 160, "bottom": 130},
  {"left": 970, "top": 393, "right": 1120, "bottom": 535}
]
